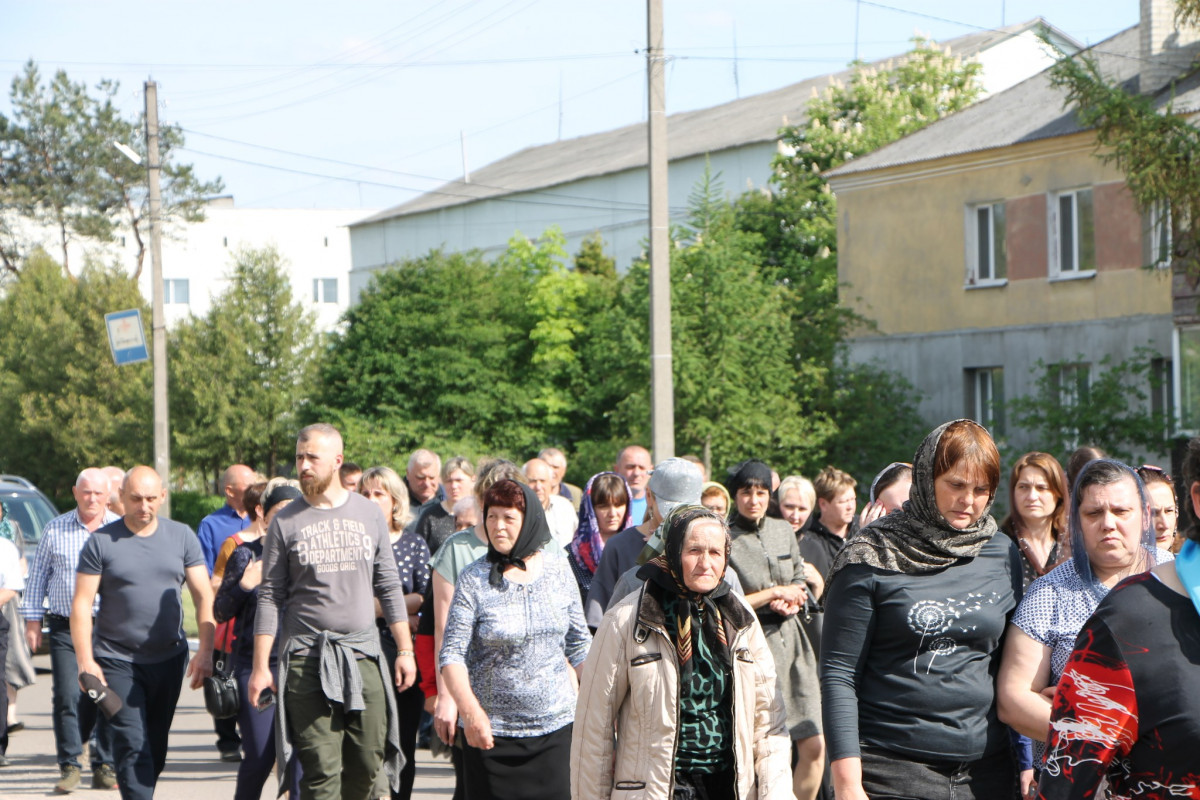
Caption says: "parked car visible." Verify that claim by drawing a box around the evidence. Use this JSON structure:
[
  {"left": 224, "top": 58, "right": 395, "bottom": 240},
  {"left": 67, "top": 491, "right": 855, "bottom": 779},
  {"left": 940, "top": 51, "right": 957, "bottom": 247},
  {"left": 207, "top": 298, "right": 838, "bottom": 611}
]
[{"left": 0, "top": 474, "right": 60, "bottom": 555}]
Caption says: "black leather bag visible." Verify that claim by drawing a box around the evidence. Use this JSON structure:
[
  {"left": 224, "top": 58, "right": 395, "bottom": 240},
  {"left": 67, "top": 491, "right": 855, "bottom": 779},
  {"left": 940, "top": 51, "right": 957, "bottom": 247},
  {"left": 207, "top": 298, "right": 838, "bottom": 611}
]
[{"left": 203, "top": 657, "right": 239, "bottom": 720}]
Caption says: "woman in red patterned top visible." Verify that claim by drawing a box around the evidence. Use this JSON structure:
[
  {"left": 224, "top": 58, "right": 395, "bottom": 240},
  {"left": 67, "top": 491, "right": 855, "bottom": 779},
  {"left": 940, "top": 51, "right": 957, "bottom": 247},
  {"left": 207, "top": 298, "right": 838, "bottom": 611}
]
[{"left": 1038, "top": 440, "right": 1200, "bottom": 799}]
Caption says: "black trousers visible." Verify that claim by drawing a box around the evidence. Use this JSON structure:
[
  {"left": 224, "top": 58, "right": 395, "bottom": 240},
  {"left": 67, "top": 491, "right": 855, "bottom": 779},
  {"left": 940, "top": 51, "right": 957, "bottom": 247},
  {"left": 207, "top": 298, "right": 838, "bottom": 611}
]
[
  {"left": 97, "top": 652, "right": 188, "bottom": 800},
  {"left": 860, "top": 745, "right": 1018, "bottom": 800},
  {"left": 0, "top": 607, "right": 9, "bottom": 756}
]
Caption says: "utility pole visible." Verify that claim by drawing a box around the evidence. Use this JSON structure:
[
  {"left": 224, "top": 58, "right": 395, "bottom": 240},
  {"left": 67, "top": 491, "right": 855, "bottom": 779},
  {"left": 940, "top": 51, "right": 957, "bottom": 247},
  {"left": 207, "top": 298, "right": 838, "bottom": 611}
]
[
  {"left": 646, "top": 0, "right": 674, "bottom": 462},
  {"left": 145, "top": 80, "right": 171, "bottom": 516}
]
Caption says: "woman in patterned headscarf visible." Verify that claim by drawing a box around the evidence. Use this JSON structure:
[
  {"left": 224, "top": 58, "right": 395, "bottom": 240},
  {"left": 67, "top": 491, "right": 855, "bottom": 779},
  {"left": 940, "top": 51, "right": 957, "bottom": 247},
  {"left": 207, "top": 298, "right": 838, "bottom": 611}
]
[
  {"left": 820, "top": 419, "right": 1022, "bottom": 800},
  {"left": 571, "top": 505, "right": 792, "bottom": 800},
  {"left": 565, "top": 472, "right": 631, "bottom": 606}
]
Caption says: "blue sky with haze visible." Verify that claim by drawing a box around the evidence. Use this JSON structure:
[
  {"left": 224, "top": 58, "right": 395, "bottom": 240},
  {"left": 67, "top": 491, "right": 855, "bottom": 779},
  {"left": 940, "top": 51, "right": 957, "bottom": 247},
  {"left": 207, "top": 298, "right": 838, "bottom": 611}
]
[{"left": 1, "top": 1, "right": 1137, "bottom": 210}]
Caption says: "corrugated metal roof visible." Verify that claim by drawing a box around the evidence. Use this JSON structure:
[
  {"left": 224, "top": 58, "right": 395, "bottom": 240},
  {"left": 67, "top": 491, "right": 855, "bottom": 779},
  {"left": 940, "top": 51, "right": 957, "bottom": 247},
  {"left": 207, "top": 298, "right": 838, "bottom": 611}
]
[{"left": 354, "top": 19, "right": 1056, "bottom": 226}]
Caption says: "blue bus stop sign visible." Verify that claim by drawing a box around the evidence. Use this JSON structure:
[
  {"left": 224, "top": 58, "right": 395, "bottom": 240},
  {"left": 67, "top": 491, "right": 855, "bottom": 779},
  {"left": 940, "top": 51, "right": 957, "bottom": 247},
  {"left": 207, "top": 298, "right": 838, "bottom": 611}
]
[{"left": 105, "top": 309, "right": 150, "bottom": 366}]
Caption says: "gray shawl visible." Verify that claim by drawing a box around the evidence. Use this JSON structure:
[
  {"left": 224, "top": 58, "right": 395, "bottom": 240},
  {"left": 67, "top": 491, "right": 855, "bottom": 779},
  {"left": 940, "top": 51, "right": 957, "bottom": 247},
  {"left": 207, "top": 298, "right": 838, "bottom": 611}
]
[
  {"left": 274, "top": 625, "right": 402, "bottom": 796},
  {"left": 829, "top": 419, "right": 999, "bottom": 579}
]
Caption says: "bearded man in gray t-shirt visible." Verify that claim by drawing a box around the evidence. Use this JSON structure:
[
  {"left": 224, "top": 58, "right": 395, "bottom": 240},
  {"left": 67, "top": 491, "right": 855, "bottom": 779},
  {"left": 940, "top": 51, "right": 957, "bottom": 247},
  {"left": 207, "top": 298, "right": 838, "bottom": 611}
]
[{"left": 250, "top": 423, "right": 416, "bottom": 800}]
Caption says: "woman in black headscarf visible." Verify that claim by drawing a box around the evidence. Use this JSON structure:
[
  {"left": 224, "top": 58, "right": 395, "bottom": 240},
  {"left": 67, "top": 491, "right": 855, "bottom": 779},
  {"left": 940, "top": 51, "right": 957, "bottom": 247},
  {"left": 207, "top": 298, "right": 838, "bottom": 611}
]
[
  {"left": 726, "top": 460, "right": 825, "bottom": 800},
  {"left": 571, "top": 505, "right": 792, "bottom": 800},
  {"left": 439, "top": 479, "right": 591, "bottom": 800},
  {"left": 820, "top": 420, "right": 1022, "bottom": 800}
]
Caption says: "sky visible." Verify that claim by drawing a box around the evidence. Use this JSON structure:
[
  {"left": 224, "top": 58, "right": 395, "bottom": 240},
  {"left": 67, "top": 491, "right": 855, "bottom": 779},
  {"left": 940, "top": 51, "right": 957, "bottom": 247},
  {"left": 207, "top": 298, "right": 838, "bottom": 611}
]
[{"left": 0, "top": 0, "right": 1140, "bottom": 212}]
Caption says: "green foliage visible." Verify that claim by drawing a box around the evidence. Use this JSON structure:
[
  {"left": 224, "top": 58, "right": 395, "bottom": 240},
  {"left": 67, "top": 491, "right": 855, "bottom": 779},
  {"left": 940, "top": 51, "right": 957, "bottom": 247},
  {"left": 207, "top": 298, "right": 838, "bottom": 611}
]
[
  {"left": 780, "top": 40, "right": 983, "bottom": 178},
  {"left": 311, "top": 247, "right": 543, "bottom": 459},
  {"left": 1047, "top": 42, "right": 1200, "bottom": 272},
  {"left": 170, "top": 491, "right": 225, "bottom": 532},
  {"left": 573, "top": 233, "right": 616, "bottom": 279},
  {"left": 821, "top": 360, "right": 928, "bottom": 483},
  {"left": 1005, "top": 350, "right": 1171, "bottom": 466},
  {"left": 1178, "top": 0, "right": 1200, "bottom": 26},
  {"left": 170, "top": 246, "right": 320, "bottom": 479},
  {"left": 0, "top": 60, "right": 222, "bottom": 278},
  {"left": 0, "top": 250, "right": 152, "bottom": 498},
  {"left": 664, "top": 168, "right": 835, "bottom": 474}
]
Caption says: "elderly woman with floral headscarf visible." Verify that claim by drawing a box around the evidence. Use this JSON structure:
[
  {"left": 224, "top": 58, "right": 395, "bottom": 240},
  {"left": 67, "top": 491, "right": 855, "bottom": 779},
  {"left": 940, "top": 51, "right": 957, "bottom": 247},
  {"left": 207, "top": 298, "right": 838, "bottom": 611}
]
[
  {"left": 572, "top": 505, "right": 791, "bottom": 800},
  {"left": 997, "top": 458, "right": 1170, "bottom": 782},
  {"left": 565, "top": 472, "right": 631, "bottom": 606},
  {"left": 726, "top": 460, "right": 824, "bottom": 800},
  {"left": 440, "top": 479, "right": 590, "bottom": 800},
  {"left": 1034, "top": 442, "right": 1200, "bottom": 798},
  {"left": 821, "top": 420, "right": 1023, "bottom": 800}
]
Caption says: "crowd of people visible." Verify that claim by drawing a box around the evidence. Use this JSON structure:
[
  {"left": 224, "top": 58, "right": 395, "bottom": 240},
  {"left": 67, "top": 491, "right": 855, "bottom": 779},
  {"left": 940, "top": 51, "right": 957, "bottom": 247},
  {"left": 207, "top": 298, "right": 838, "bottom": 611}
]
[{"left": 0, "top": 420, "right": 1198, "bottom": 800}]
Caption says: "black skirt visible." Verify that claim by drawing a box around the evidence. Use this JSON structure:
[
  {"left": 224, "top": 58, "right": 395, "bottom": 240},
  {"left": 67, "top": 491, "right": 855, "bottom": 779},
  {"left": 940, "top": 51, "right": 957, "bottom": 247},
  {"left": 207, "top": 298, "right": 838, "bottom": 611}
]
[{"left": 460, "top": 723, "right": 573, "bottom": 800}]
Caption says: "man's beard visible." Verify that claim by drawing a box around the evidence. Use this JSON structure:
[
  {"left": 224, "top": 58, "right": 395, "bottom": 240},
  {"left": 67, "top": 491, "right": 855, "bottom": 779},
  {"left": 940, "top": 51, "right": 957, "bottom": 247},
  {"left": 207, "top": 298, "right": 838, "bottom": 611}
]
[{"left": 300, "top": 471, "right": 333, "bottom": 498}]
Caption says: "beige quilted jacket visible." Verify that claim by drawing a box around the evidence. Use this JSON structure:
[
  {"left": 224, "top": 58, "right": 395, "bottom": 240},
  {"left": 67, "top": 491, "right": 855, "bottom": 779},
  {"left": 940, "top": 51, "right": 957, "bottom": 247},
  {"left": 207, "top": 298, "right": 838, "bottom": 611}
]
[{"left": 570, "top": 583, "right": 794, "bottom": 800}]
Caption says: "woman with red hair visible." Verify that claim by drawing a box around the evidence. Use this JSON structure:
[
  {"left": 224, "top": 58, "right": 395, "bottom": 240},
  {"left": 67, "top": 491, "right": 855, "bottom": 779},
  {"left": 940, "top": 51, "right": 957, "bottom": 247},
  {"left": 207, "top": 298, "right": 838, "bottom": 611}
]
[{"left": 821, "top": 420, "right": 1022, "bottom": 799}]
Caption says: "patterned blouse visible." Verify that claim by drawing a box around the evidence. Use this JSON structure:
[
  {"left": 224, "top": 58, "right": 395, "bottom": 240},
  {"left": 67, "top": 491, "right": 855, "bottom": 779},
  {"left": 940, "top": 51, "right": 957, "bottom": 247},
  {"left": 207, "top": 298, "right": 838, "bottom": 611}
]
[
  {"left": 439, "top": 555, "right": 591, "bottom": 737},
  {"left": 391, "top": 531, "right": 431, "bottom": 597}
]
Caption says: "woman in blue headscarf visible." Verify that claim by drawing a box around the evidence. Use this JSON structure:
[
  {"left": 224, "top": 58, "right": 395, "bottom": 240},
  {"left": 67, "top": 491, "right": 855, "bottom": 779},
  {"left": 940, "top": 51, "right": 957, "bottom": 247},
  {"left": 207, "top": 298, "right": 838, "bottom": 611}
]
[
  {"left": 998, "top": 458, "right": 1170, "bottom": 780},
  {"left": 1035, "top": 444, "right": 1200, "bottom": 797}
]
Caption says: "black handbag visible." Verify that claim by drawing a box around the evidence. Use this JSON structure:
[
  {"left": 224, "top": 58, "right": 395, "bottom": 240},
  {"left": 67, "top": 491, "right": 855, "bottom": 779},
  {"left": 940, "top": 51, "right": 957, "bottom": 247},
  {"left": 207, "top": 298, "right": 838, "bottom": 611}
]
[
  {"left": 203, "top": 657, "right": 239, "bottom": 719},
  {"left": 203, "top": 584, "right": 247, "bottom": 720}
]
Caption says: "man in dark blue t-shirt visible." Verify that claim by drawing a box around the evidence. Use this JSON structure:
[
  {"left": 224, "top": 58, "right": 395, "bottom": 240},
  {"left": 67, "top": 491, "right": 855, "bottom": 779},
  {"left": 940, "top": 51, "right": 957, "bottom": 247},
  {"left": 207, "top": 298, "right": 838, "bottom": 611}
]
[{"left": 72, "top": 466, "right": 216, "bottom": 800}]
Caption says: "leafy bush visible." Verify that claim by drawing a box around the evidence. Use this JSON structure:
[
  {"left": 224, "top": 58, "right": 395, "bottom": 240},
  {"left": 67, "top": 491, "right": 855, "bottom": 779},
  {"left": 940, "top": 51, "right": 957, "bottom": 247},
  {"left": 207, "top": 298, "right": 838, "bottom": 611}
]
[{"left": 170, "top": 491, "right": 224, "bottom": 531}]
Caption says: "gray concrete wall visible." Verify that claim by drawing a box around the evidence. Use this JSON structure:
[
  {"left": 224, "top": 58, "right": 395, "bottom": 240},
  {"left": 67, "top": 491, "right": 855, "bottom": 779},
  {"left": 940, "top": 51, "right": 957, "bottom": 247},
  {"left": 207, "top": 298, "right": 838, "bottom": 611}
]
[{"left": 846, "top": 313, "right": 1174, "bottom": 456}]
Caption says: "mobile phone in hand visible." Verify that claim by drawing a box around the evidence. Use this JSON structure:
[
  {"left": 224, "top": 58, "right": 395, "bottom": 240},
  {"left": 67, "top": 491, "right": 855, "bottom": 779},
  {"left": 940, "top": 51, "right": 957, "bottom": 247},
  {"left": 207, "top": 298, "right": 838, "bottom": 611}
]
[{"left": 256, "top": 688, "right": 276, "bottom": 710}]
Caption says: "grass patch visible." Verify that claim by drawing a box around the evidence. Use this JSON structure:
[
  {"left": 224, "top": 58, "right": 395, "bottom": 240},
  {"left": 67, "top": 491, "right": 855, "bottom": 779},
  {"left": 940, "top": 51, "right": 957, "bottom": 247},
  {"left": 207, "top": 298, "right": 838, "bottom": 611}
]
[{"left": 181, "top": 585, "right": 200, "bottom": 639}]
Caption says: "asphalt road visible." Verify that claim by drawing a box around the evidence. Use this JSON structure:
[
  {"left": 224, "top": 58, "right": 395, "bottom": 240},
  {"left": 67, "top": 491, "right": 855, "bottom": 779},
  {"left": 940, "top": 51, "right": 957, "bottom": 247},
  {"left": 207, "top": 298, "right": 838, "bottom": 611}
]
[{"left": 1, "top": 654, "right": 456, "bottom": 799}]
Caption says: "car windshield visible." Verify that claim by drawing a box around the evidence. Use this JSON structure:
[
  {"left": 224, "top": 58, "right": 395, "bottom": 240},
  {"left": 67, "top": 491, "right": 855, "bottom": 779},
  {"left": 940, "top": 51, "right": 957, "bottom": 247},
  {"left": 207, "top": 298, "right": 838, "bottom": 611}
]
[{"left": 1, "top": 490, "right": 59, "bottom": 555}]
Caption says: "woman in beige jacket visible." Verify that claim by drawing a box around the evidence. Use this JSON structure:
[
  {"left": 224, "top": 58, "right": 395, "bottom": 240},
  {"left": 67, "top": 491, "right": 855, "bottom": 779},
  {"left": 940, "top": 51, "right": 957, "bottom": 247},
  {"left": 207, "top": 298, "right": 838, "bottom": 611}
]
[{"left": 571, "top": 506, "right": 793, "bottom": 800}]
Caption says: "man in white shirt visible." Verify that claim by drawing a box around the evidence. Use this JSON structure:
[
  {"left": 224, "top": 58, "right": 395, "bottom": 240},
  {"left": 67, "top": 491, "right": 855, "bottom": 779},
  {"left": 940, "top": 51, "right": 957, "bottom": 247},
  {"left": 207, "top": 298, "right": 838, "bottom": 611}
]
[
  {"left": 523, "top": 458, "right": 578, "bottom": 549},
  {"left": 0, "top": 531, "right": 25, "bottom": 766}
]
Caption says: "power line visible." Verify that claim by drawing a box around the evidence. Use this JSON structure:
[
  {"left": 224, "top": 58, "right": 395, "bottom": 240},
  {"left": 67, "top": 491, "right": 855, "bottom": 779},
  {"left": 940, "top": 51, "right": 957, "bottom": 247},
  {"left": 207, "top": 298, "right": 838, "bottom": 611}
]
[
  {"left": 183, "top": 0, "right": 540, "bottom": 123},
  {"left": 178, "top": 146, "right": 688, "bottom": 214},
  {"left": 179, "top": 128, "right": 658, "bottom": 210}
]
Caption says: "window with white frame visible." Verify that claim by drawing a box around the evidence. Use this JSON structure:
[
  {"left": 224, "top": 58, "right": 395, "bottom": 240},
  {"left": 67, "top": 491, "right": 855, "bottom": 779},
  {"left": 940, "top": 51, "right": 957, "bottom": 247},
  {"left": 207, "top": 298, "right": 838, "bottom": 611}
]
[
  {"left": 965, "top": 367, "right": 1005, "bottom": 435},
  {"left": 1053, "top": 362, "right": 1091, "bottom": 409},
  {"left": 164, "top": 279, "right": 189, "bottom": 305},
  {"left": 966, "top": 202, "right": 1007, "bottom": 285},
  {"left": 1051, "top": 362, "right": 1091, "bottom": 447},
  {"left": 1050, "top": 188, "right": 1095, "bottom": 276},
  {"left": 1150, "top": 356, "right": 1174, "bottom": 436},
  {"left": 1177, "top": 328, "right": 1200, "bottom": 434},
  {"left": 1147, "top": 199, "right": 1172, "bottom": 269},
  {"left": 312, "top": 278, "right": 338, "bottom": 304}
]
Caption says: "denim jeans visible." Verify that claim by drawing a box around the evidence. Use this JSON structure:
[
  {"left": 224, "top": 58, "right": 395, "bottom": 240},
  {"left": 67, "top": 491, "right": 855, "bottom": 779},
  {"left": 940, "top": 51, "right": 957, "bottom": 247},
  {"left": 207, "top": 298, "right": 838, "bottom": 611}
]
[
  {"left": 98, "top": 652, "right": 188, "bottom": 800},
  {"left": 860, "top": 745, "right": 1018, "bottom": 800},
  {"left": 47, "top": 616, "right": 113, "bottom": 769}
]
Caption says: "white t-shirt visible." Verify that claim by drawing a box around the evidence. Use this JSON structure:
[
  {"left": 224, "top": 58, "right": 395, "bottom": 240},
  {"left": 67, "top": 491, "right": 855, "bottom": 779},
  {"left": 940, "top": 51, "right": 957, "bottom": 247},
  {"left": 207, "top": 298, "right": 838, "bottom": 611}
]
[
  {"left": 0, "top": 536, "right": 24, "bottom": 593},
  {"left": 546, "top": 494, "right": 579, "bottom": 550}
]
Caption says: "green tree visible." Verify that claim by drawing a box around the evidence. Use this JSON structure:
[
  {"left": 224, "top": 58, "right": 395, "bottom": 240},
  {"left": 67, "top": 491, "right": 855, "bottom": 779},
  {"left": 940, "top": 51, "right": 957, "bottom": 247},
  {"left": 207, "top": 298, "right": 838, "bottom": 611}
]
[
  {"left": 170, "top": 246, "right": 319, "bottom": 480},
  {"left": 311, "top": 248, "right": 543, "bottom": 459},
  {"left": 0, "top": 60, "right": 222, "bottom": 279},
  {"left": 1006, "top": 351, "right": 1171, "bottom": 466},
  {"left": 822, "top": 360, "right": 928, "bottom": 483},
  {"left": 498, "top": 228, "right": 585, "bottom": 433},
  {"left": 748, "top": 38, "right": 983, "bottom": 365},
  {"left": 0, "top": 250, "right": 152, "bottom": 498},
  {"left": 612, "top": 169, "right": 837, "bottom": 477},
  {"left": 573, "top": 232, "right": 617, "bottom": 279}
]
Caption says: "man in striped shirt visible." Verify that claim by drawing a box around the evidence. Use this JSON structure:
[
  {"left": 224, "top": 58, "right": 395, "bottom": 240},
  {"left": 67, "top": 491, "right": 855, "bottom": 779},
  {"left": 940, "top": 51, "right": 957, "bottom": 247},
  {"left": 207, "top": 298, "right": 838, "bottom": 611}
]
[{"left": 21, "top": 468, "right": 119, "bottom": 793}]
